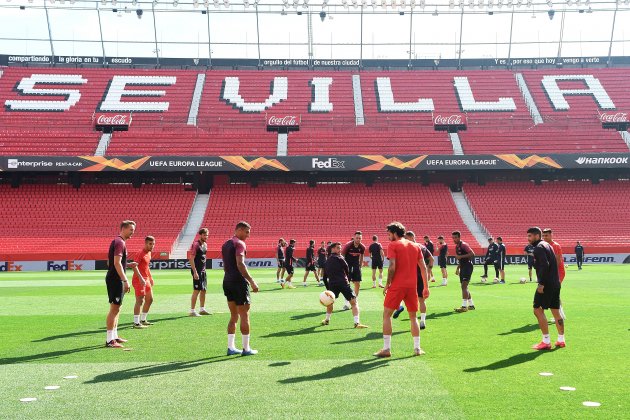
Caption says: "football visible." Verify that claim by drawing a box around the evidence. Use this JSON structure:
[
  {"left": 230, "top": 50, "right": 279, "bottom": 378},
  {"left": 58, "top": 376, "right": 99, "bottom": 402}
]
[
  {"left": 319, "top": 290, "right": 335, "bottom": 306},
  {"left": 519, "top": 277, "right": 527, "bottom": 284}
]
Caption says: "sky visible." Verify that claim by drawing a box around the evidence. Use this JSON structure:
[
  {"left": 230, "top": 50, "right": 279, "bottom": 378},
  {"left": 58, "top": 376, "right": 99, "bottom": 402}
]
[{"left": 0, "top": 0, "right": 628, "bottom": 60}]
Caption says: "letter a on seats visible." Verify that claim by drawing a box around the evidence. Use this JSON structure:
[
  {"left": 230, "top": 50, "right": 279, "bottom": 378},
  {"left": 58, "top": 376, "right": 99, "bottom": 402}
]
[{"left": 541, "top": 75, "right": 615, "bottom": 111}]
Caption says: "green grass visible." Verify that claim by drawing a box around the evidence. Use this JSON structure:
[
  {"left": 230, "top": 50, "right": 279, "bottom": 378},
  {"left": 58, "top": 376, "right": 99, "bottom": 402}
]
[{"left": 0, "top": 265, "right": 628, "bottom": 419}]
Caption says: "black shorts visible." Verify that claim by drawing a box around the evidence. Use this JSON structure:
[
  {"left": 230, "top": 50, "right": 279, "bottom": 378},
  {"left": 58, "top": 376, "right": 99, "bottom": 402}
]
[
  {"left": 285, "top": 263, "right": 294, "bottom": 275},
  {"left": 223, "top": 281, "right": 251, "bottom": 306},
  {"left": 496, "top": 259, "right": 505, "bottom": 270},
  {"left": 527, "top": 258, "right": 534, "bottom": 269},
  {"left": 329, "top": 282, "right": 356, "bottom": 302},
  {"left": 438, "top": 256, "right": 447, "bottom": 269},
  {"left": 417, "top": 276, "right": 424, "bottom": 297},
  {"left": 459, "top": 263, "right": 474, "bottom": 282},
  {"left": 533, "top": 286, "right": 561, "bottom": 310},
  {"left": 424, "top": 257, "right": 431, "bottom": 267},
  {"left": 349, "top": 265, "right": 362, "bottom": 282},
  {"left": 277, "top": 259, "right": 285, "bottom": 268},
  {"left": 106, "top": 277, "right": 124, "bottom": 305},
  {"left": 305, "top": 263, "right": 316, "bottom": 272},
  {"left": 372, "top": 260, "right": 383, "bottom": 270},
  {"left": 192, "top": 270, "right": 207, "bottom": 291},
  {"left": 317, "top": 259, "right": 326, "bottom": 268}
]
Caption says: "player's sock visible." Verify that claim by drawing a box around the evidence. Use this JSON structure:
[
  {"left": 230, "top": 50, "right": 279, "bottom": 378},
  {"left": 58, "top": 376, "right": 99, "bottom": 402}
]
[
  {"left": 542, "top": 334, "right": 551, "bottom": 344},
  {"left": 113, "top": 328, "right": 118, "bottom": 339},
  {"left": 420, "top": 313, "right": 426, "bottom": 322},
  {"left": 462, "top": 299, "right": 467, "bottom": 307},
  {"left": 228, "top": 334, "right": 236, "bottom": 350},
  {"left": 383, "top": 335, "right": 391, "bottom": 350},
  {"left": 200, "top": 306, "right": 206, "bottom": 312},
  {"left": 413, "top": 336, "right": 420, "bottom": 349},
  {"left": 106, "top": 330, "right": 113, "bottom": 343},
  {"left": 468, "top": 299, "right": 474, "bottom": 306},
  {"left": 189, "top": 308, "right": 196, "bottom": 313},
  {"left": 134, "top": 315, "right": 140, "bottom": 324},
  {"left": 353, "top": 315, "right": 359, "bottom": 324},
  {"left": 325, "top": 312, "right": 332, "bottom": 321},
  {"left": 242, "top": 334, "right": 251, "bottom": 352},
  {"left": 557, "top": 334, "right": 565, "bottom": 342},
  {"left": 140, "top": 312, "right": 148, "bottom": 322}
]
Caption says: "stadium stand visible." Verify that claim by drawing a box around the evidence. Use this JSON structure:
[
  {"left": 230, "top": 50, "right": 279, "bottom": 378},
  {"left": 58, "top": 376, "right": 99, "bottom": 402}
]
[
  {"left": 1, "top": 67, "right": 629, "bottom": 156},
  {"left": 463, "top": 180, "right": 630, "bottom": 247},
  {"left": 199, "top": 182, "right": 477, "bottom": 258},
  {"left": 0, "top": 183, "right": 195, "bottom": 260}
]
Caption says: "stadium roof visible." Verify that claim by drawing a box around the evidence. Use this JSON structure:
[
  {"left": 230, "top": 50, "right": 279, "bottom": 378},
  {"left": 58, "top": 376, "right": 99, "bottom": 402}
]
[{"left": 0, "top": 0, "right": 628, "bottom": 64}]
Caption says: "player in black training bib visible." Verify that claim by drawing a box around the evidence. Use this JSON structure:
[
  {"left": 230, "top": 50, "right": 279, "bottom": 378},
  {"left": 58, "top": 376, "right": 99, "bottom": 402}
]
[
  {"left": 317, "top": 241, "right": 327, "bottom": 280},
  {"left": 524, "top": 243, "right": 535, "bottom": 282},
  {"left": 453, "top": 231, "right": 476, "bottom": 313},
  {"left": 281, "top": 239, "right": 297, "bottom": 289},
  {"left": 528, "top": 227, "right": 565, "bottom": 351},
  {"left": 302, "top": 240, "right": 323, "bottom": 287},
  {"left": 369, "top": 235, "right": 385, "bottom": 288},
  {"left": 189, "top": 228, "right": 210, "bottom": 316},
  {"left": 276, "top": 238, "right": 287, "bottom": 283},
  {"left": 437, "top": 236, "right": 449, "bottom": 286},
  {"left": 341, "top": 231, "right": 366, "bottom": 310},
  {"left": 574, "top": 241, "right": 584, "bottom": 270},
  {"left": 320, "top": 242, "right": 367, "bottom": 329},
  {"left": 423, "top": 236, "right": 436, "bottom": 282},
  {"left": 222, "top": 221, "right": 260, "bottom": 356},
  {"left": 105, "top": 220, "right": 138, "bottom": 348},
  {"left": 497, "top": 237, "right": 506, "bottom": 284}
]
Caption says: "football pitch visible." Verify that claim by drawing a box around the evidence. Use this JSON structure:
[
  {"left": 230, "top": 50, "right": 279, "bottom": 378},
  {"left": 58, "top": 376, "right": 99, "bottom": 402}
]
[{"left": 0, "top": 265, "right": 628, "bottom": 419}]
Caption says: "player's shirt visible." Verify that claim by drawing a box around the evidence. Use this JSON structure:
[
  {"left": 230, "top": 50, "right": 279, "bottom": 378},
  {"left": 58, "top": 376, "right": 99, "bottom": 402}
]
[
  {"left": 222, "top": 236, "right": 247, "bottom": 284},
  {"left": 306, "top": 246, "right": 315, "bottom": 265},
  {"left": 387, "top": 238, "right": 423, "bottom": 289},
  {"left": 277, "top": 245, "right": 285, "bottom": 260},
  {"left": 498, "top": 243, "right": 506, "bottom": 263},
  {"left": 549, "top": 240, "right": 565, "bottom": 282},
  {"left": 132, "top": 249, "right": 152, "bottom": 284},
  {"left": 106, "top": 236, "right": 127, "bottom": 282},
  {"left": 342, "top": 241, "right": 366, "bottom": 268},
  {"left": 419, "top": 244, "right": 433, "bottom": 260},
  {"left": 369, "top": 242, "right": 383, "bottom": 263},
  {"left": 286, "top": 245, "right": 296, "bottom": 266},
  {"left": 191, "top": 240, "right": 207, "bottom": 273},
  {"left": 438, "top": 243, "right": 448, "bottom": 258},
  {"left": 574, "top": 245, "right": 584, "bottom": 257},
  {"left": 317, "top": 246, "right": 327, "bottom": 264},
  {"left": 424, "top": 240, "right": 435, "bottom": 255},
  {"left": 524, "top": 244, "right": 535, "bottom": 263},
  {"left": 456, "top": 241, "right": 474, "bottom": 266},
  {"left": 486, "top": 243, "right": 499, "bottom": 261},
  {"left": 324, "top": 253, "right": 350, "bottom": 287},
  {"left": 532, "top": 239, "right": 560, "bottom": 288}
]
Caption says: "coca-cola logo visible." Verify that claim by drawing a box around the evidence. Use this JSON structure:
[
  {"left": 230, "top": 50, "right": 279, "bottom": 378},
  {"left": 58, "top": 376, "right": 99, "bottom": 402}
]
[
  {"left": 95, "top": 114, "right": 131, "bottom": 126},
  {"left": 267, "top": 115, "right": 298, "bottom": 126},
  {"left": 599, "top": 112, "right": 628, "bottom": 123},
  {"left": 434, "top": 114, "right": 464, "bottom": 125}
]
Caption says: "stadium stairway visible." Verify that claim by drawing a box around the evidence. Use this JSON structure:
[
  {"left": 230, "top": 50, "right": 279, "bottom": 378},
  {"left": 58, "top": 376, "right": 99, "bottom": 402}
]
[
  {"left": 94, "top": 133, "right": 112, "bottom": 156},
  {"left": 449, "top": 133, "right": 464, "bottom": 155},
  {"left": 621, "top": 131, "right": 630, "bottom": 150},
  {"left": 450, "top": 190, "right": 489, "bottom": 247},
  {"left": 170, "top": 192, "right": 210, "bottom": 259}
]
